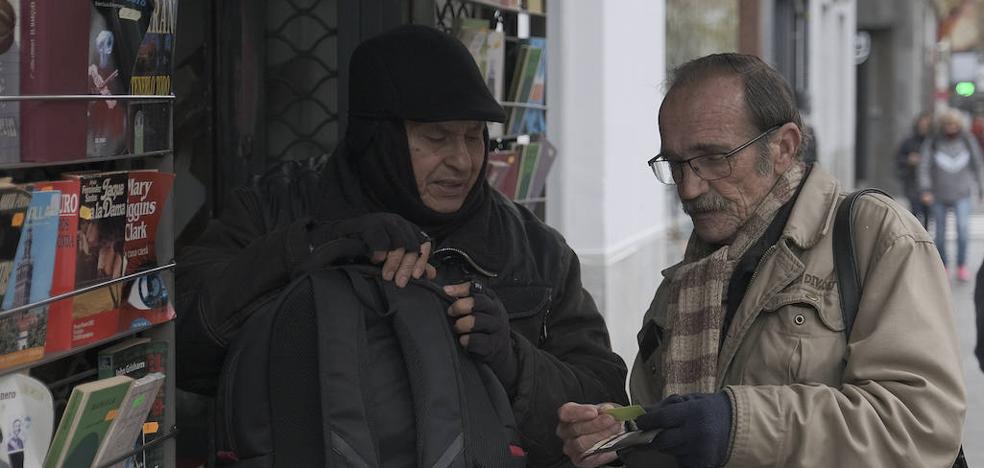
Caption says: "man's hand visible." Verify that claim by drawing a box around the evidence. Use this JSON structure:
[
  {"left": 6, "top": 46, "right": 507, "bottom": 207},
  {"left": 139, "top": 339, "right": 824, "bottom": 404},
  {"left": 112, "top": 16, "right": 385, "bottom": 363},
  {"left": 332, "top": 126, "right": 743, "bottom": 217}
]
[
  {"left": 635, "top": 393, "right": 732, "bottom": 468},
  {"left": 556, "top": 402, "right": 624, "bottom": 467},
  {"left": 907, "top": 152, "right": 921, "bottom": 166},
  {"left": 444, "top": 282, "right": 517, "bottom": 389},
  {"left": 312, "top": 213, "right": 436, "bottom": 287}
]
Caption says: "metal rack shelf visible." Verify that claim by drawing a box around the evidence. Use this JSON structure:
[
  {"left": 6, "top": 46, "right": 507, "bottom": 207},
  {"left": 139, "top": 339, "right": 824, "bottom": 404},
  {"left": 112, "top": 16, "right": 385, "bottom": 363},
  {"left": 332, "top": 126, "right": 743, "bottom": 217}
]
[
  {"left": 457, "top": 0, "right": 546, "bottom": 16},
  {"left": 499, "top": 100, "right": 548, "bottom": 110},
  {"left": 0, "top": 150, "right": 173, "bottom": 170},
  {"left": 0, "top": 94, "right": 175, "bottom": 102},
  {"left": 0, "top": 263, "right": 175, "bottom": 319}
]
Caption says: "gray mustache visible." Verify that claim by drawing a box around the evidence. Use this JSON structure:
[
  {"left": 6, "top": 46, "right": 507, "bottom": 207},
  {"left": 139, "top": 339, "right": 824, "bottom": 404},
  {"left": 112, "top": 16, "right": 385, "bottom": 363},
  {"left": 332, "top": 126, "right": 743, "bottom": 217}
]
[{"left": 682, "top": 193, "right": 731, "bottom": 214}]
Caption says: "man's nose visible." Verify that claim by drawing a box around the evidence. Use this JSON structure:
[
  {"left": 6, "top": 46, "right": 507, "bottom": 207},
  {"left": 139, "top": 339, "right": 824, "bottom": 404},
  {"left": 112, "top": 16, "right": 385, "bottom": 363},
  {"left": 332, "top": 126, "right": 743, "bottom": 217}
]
[{"left": 677, "top": 164, "right": 708, "bottom": 200}]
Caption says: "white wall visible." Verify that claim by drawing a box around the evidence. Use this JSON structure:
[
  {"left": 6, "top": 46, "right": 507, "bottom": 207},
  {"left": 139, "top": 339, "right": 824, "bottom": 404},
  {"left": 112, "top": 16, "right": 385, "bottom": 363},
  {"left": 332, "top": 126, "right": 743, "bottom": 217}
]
[
  {"left": 547, "top": 0, "right": 667, "bottom": 367},
  {"left": 809, "top": 0, "right": 857, "bottom": 187}
]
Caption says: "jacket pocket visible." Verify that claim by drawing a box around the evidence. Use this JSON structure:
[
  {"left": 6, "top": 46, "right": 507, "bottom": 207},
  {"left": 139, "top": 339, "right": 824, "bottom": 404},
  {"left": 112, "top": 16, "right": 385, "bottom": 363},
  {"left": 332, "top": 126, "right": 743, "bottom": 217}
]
[
  {"left": 493, "top": 284, "right": 552, "bottom": 344},
  {"left": 765, "top": 300, "right": 847, "bottom": 386}
]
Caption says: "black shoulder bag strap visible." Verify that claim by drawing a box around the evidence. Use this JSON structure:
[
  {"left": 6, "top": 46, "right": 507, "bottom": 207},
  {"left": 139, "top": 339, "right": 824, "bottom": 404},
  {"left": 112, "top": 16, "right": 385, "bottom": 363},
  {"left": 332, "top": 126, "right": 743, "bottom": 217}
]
[{"left": 833, "top": 188, "right": 968, "bottom": 468}]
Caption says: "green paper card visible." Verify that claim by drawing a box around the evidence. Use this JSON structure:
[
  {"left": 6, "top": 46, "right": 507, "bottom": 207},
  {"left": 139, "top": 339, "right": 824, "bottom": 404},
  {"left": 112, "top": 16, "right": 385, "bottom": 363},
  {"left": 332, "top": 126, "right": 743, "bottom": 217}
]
[{"left": 603, "top": 405, "right": 646, "bottom": 422}]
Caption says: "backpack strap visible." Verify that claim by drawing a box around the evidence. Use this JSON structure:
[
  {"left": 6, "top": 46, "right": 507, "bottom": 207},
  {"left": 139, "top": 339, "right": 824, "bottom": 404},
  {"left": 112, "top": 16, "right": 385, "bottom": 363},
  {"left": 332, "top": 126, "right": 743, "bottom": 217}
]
[
  {"left": 382, "top": 279, "right": 469, "bottom": 467},
  {"left": 312, "top": 268, "right": 380, "bottom": 468},
  {"left": 832, "top": 188, "right": 888, "bottom": 335},
  {"left": 833, "top": 189, "right": 969, "bottom": 468}
]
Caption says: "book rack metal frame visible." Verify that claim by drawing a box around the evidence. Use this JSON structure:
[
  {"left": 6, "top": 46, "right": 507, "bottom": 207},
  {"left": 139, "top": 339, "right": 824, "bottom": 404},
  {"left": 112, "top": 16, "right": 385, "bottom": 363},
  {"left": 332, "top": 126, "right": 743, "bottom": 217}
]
[{"left": 0, "top": 92, "right": 177, "bottom": 466}]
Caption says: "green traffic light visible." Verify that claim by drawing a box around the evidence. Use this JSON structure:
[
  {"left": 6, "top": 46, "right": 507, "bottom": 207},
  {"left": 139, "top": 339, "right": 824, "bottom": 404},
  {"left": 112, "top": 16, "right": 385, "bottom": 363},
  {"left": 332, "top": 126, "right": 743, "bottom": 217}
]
[{"left": 956, "top": 81, "right": 976, "bottom": 97}]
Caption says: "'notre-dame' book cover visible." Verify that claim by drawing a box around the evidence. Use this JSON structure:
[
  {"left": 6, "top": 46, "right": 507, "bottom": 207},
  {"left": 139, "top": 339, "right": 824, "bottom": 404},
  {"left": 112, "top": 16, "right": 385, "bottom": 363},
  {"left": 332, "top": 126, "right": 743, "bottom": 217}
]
[{"left": 66, "top": 172, "right": 128, "bottom": 346}]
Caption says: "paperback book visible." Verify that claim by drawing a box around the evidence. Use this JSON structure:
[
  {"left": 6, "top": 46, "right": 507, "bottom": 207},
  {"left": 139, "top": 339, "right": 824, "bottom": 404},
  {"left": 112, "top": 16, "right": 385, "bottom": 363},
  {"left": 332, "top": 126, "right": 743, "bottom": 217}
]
[
  {"left": 129, "top": 0, "right": 177, "bottom": 155},
  {"left": 43, "top": 375, "right": 132, "bottom": 468},
  {"left": 0, "top": 0, "right": 20, "bottom": 163},
  {"left": 0, "top": 373, "right": 54, "bottom": 468},
  {"left": 0, "top": 190, "right": 60, "bottom": 369},
  {"left": 34, "top": 180, "right": 81, "bottom": 353}
]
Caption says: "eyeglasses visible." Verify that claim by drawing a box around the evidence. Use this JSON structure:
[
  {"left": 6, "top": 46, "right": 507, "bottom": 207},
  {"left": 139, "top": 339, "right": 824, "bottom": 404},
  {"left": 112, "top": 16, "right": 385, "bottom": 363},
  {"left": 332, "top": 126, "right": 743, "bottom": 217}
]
[{"left": 647, "top": 124, "right": 783, "bottom": 184}]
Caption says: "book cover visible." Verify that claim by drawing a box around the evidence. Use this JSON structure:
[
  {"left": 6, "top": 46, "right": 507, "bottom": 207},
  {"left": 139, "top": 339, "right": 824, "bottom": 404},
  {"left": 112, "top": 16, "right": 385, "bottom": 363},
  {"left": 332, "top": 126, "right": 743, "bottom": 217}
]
[
  {"left": 34, "top": 180, "right": 81, "bottom": 353},
  {"left": 91, "top": 372, "right": 163, "bottom": 468},
  {"left": 119, "top": 170, "right": 173, "bottom": 334},
  {"left": 514, "top": 142, "right": 540, "bottom": 200},
  {"left": 526, "top": 139, "right": 556, "bottom": 200},
  {"left": 0, "top": 187, "right": 30, "bottom": 307},
  {"left": 454, "top": 17, "right": 505, "bottom": 138},
  {"left": 0, "top": 0, "right": 20, "bottom": 164},
  {"left": 0, "top": 190, "right": 59, "bottom": 369},
  {"left": 95, "top": 338, "right": 167, "bottom": 468},
  {"left": 86, "top": 0, "right": 154, "bottom": 158},
  {"left": 506, "top": 45, "right": 542, "bottom": 135},
  {"left": 487, "top": 150, "right": 521, "bottom": 199},
  {"left": 128, "top": 0, "right": 176, "bottom": 155},
  {"left": 68, "top": 172, "right": 128, "bottom": 346},
  {"left": 519, "top": 37, "right": 546, "bottom": 135},
  {"left": 0, "top": 373, "right": 54, "bottom": 468},
  {"left": 43, "top": 375, "right": 132, "bottom": 468},
  {"left": 19, "top": 0, "right": 90, "bottom": 162}
]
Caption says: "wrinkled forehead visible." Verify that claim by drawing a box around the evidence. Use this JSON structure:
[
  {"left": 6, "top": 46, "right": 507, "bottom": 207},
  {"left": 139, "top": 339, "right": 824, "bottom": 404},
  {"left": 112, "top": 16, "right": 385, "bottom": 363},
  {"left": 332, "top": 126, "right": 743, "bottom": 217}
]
[{"left": 658, "top": 76, "right": 753, "bottom": 152}]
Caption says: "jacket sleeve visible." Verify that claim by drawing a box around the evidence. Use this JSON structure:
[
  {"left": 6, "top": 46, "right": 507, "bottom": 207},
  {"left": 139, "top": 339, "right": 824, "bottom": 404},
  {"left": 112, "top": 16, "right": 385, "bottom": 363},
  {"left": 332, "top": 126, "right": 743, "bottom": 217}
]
[
  {"left": 509, "top": 249, "right": 629, "bottom": 467},
  {"left": 967, "top": 131, "right": 984, "bottom": 196},
  {"left": 175, "top": 187, "right": 314, "bottom": 394},
  {"left": 726, "top": 204, "right": 966, "bottom": 467},
  {"left": 975, "top": 260, "right": 984, "bottom": 374}
]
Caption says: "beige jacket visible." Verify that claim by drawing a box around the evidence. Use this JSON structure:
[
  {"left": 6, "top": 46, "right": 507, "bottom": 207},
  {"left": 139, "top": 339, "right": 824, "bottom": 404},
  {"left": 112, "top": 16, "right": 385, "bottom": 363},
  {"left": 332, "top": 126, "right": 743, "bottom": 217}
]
[{"left": 629, "top": 166, "right": 966, "bottom": 467}]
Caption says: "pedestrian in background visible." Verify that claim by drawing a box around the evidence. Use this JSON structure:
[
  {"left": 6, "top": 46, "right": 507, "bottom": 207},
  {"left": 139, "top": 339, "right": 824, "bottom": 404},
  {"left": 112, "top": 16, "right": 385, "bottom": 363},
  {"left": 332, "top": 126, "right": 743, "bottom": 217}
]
[
  {"left": 919, "top": 108, "right": 984, "bottom": 282},
  {"left": 896, "top": 112, "right": 931, "bottom": 227}
]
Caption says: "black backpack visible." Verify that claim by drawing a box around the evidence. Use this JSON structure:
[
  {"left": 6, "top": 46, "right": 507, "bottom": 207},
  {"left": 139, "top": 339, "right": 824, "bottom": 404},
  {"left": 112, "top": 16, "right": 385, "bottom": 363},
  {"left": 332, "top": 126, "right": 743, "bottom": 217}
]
[{"left": 214, "top": 263, "right": 527, "bottom": 467}]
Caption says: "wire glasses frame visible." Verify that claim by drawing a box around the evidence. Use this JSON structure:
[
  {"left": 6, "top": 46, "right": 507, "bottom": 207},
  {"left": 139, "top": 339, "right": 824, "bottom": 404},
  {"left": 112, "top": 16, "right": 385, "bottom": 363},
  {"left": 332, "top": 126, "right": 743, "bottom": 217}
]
[{"left": 647, "top": 124, "right": 783, "bottom": 184}]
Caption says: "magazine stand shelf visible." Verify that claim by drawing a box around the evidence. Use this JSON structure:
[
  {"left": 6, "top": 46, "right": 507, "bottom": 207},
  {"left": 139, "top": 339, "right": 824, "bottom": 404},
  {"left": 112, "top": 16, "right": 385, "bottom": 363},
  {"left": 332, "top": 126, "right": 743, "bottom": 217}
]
[
  {"left": 437, "top": 0, "right": 552, "bottom": 219},
  {"left": 0, "top": 91, "right": 177, "bottom": 467}
]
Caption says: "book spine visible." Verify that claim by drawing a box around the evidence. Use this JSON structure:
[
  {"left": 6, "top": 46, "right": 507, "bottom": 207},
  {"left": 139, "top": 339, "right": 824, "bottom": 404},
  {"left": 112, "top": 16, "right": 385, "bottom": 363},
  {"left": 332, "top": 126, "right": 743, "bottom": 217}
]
[{"left": 45, "top": 180, "right": 80, "bottom": 352}]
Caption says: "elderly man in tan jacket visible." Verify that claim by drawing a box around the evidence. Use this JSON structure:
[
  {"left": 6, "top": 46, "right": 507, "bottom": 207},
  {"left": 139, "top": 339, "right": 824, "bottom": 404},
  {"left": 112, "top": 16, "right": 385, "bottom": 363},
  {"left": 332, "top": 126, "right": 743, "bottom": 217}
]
[{"left": 557, "top": 53, "right": 966, "bottom": 468}]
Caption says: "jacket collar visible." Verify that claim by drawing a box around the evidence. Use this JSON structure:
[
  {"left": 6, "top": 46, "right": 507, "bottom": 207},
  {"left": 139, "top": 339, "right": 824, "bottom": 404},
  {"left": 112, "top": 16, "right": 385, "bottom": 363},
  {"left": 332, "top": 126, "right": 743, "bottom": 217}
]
[{"left": 780, "top": 165, "right": 842, "bottom": 250}]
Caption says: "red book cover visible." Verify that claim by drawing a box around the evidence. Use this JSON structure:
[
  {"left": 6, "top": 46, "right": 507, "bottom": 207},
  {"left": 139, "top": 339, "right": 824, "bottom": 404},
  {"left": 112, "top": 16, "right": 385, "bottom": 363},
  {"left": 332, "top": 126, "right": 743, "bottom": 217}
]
[
  {"left": 488, "top": 150, "right": 521, "bottom": 199},
  {"left": 118, "top": 170, "right": 174, "bottom": 332},
  {"left": 19, "top": 0, "right": 90, "bottom": 162},
  {"left": 35, "top": 179, "right": 80, "bottom": 353}
]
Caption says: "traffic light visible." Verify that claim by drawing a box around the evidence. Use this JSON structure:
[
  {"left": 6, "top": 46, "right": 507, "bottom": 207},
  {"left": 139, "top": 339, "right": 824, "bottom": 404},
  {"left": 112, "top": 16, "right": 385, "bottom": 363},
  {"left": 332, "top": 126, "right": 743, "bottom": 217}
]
[{"left": 955, "top": 81, "right": 976, "bottom": 97}]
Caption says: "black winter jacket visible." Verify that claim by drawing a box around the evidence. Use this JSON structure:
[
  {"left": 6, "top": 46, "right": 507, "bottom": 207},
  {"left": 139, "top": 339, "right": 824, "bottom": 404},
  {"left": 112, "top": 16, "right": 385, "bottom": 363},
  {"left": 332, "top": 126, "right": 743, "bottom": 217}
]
[{"left": 176, "top": 159, "right": 628, "bottom": 466}]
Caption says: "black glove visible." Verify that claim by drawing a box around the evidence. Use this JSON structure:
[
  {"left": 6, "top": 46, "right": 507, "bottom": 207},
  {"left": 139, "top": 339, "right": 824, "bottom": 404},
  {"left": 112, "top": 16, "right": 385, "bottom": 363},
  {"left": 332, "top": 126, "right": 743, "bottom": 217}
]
[
  {"left": 465, "top": 282, "right": 518, "bottom": 391},
  {"left": 635, "top": 392, "right": 732, "bottom": 468},
  {"left": 309, "top": 213, "right": 429, "bottom": 257}
]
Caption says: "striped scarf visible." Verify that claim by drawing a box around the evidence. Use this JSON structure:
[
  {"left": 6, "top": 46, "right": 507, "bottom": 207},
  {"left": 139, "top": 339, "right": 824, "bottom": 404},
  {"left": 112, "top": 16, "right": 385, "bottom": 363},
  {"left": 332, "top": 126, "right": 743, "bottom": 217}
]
[{"left": 661, "top": 162, "right": 805, "bottom": 396}]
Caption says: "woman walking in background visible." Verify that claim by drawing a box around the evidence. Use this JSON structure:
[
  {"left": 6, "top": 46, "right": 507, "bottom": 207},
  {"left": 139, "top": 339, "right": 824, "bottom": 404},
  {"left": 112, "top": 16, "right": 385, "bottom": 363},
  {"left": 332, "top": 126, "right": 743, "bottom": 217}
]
[{"left": 920, "top": 108, "right": 984, "bottom": 281}]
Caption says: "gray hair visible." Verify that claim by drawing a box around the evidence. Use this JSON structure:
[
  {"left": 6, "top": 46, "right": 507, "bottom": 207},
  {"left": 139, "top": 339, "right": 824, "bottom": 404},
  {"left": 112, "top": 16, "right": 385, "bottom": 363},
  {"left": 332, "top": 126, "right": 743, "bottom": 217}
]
[{"left": 666, "top": 53, "right": 811, "bottom": 160}]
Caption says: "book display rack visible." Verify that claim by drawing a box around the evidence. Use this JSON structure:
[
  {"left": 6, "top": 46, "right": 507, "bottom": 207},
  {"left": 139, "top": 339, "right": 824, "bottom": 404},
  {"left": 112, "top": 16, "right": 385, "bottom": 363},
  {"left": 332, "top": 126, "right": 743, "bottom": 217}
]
[
  {"left": 0, "top": 1, "right": 179, "bottom": 465},
  {"left": 436, "top": 0, "right": 554, "bottom": 220}
]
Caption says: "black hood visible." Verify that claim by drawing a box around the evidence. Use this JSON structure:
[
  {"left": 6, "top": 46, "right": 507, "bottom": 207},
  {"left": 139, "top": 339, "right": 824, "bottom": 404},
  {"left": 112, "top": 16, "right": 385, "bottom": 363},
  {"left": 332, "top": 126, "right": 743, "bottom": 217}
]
[{"left": 348, "top": 24, "right": 506, "bottom": 123}]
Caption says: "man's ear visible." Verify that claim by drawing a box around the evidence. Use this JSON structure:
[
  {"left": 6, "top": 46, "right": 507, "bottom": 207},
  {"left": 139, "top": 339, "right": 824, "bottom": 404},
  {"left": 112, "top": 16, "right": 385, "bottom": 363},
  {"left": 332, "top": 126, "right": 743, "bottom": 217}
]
[{"left": 772, "top": 122, "right": 802, "bottom": 173}]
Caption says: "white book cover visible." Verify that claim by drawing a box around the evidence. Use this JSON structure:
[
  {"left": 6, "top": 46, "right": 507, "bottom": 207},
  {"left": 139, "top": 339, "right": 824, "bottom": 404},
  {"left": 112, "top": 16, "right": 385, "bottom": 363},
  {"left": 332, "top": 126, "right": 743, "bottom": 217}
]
[
  {"left": 90, "top": 373, "right": 164, "bottom": 468},
  {"left": 0, "top": 373, "right": 54, "bottom": 468}
]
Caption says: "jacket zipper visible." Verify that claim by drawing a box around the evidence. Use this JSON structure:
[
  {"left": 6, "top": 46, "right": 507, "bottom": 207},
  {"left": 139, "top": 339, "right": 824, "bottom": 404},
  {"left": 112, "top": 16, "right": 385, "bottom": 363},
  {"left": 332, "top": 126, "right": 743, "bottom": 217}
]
[
  {"left": 432, "top": 247, "right": 499, "bottom": 278},
  {"left": 747, "top": 243, "right": 779, "bottom": 288}
]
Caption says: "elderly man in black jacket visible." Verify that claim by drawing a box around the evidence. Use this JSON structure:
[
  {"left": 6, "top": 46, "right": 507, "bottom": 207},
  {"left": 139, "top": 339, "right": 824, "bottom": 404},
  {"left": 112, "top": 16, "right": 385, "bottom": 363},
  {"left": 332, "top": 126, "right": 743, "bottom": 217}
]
[{"left": 176, "top": 25, "right": 627, "bottom": 466}]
